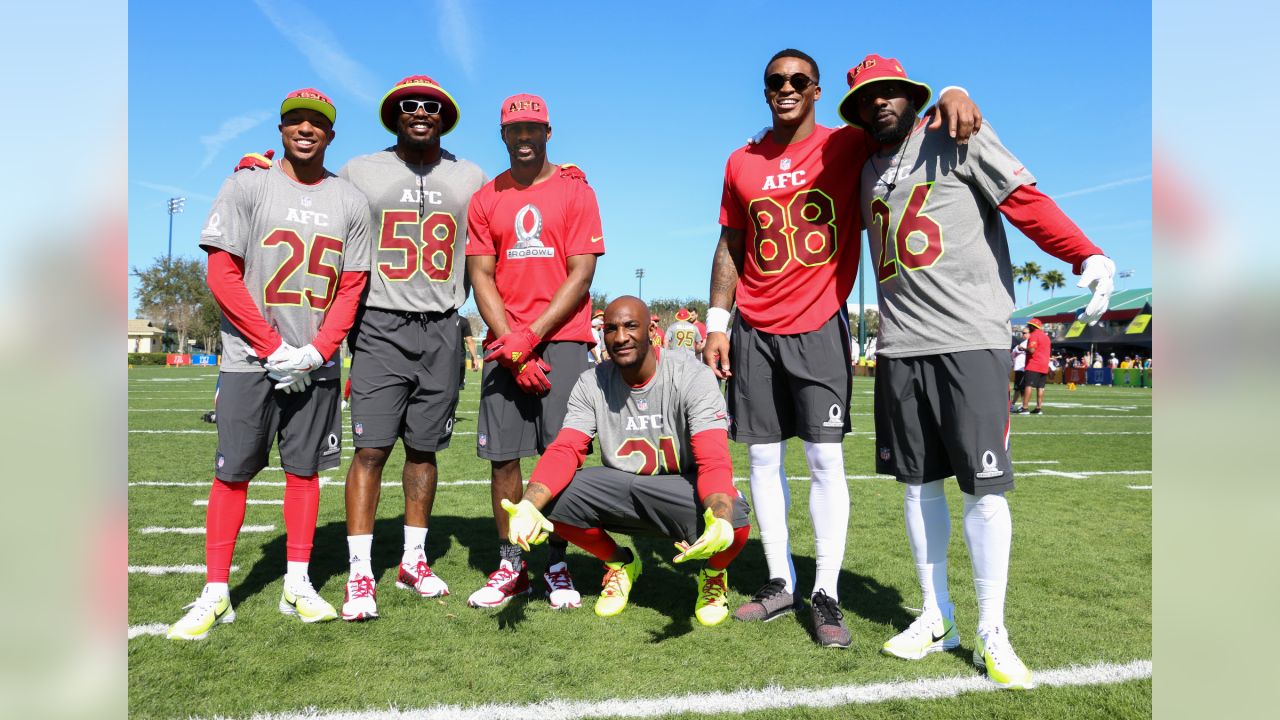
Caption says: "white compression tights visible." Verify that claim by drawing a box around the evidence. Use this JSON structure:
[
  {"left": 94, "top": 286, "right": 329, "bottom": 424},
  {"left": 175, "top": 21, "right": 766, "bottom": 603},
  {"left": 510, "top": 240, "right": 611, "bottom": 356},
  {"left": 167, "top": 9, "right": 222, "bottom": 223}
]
[
  {"left": 747, "top": 442, "right": 794, "bottom": 592},
  {"left": 962, "top": 490, "right": 1012, "bottom": 631},
  {"left": 903, "top": 481, "right": 952, "bottom": 613}
]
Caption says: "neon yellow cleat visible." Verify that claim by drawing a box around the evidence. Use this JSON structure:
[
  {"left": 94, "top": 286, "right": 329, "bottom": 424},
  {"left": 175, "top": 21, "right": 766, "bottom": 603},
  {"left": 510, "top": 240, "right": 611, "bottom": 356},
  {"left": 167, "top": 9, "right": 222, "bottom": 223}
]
[
  {"left": 882, "top": 603, "right": 959, "bottom": 660},
  {"left": 595, "top": 553, "right": 642, "bottom": 618},
  {"left": 167, "top": 587, "right": 235, "bottom": 640},
  {"left": 973, "top": 626, "right": 1035, "bottom": 689},
  {"left": 694, "top": 568, "right": 730, "bottom": 626},
  {"left": 279, "top": 576, "right": 338, "bottom": 623}
]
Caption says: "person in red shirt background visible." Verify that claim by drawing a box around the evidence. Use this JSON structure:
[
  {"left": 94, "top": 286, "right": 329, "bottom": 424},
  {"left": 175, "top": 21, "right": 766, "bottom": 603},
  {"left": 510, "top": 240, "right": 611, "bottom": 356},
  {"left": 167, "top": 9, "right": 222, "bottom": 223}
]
[
  {"left": 1014, "top": 319, "right": 1052, "bottom": 415},
  {"left": 649, "top": 314, "right": 666, "bottom": 348}
]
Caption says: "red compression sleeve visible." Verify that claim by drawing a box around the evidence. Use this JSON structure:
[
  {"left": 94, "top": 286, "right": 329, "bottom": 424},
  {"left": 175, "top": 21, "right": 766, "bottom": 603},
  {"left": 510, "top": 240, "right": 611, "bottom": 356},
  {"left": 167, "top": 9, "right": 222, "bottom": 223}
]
[
  {"left": 206, "top": 249, "right": 282, "bottom": 358},
  {"left": 529, "top": 428, "right": 593, "bottom": 497},
  {"left": 283, "top": 473, "right": 320, "bottom": 563},
  {"left": 690, "top": 428, "right": 735, "bottom": 503},
  {"left": 998, "top": 185, "right": 1104, "bottom": 275},
  {"left": 310, "top": 270, "right": 368, "bottom": 360},
  {"left": 552, "top": 524, "right": 619, "bottom": 563},
  {"left": 205, "top": 478, "right": 248, "bottom": 583},
  {"left": 708, "top": 524, "right": 751, "bottom": 570}
]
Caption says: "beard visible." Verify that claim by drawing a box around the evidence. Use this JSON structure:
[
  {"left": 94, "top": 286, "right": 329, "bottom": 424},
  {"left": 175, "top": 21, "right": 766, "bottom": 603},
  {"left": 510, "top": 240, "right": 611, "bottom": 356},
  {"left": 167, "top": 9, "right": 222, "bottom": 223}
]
[
  {"left": 397, "top": 128, "right": 437, "bottom": 153},
  {"left": 871, "top": 101, "right": 918, "bottom": 145}
]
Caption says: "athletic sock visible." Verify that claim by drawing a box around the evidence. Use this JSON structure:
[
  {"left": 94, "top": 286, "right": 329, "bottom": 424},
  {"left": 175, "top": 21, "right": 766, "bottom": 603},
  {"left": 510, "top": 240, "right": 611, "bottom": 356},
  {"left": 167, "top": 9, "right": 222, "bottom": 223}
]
[
  {"left": 499, "top": 541, "right": 523, "bottom": 570},
  {"left": 204, "top": 478, "right": 248, "bottom": 584},
  {"left": 546, "top": 537, "right": 568, "bottom": 568},
  {"left": 286, "top": 561, "right": 309, "bottom": 583},
  {"left": 553, "top": 524, "right": 619, "bottom": 563},
  {"left": 747, "top": 441, "right": 796, "bottom": 593},
  {"left": 283, "top": 472, "right": 320, "bottom": 576},
  {"left": 403, "top": 525, "right": 427, "bottom": 562},
  {"left": 708, "top": 524, "right": 751, "bottom": 570},
  {"left": 204, "top": 582, "right": 230, "bottom": 599},
  {"left": 962, "top": 490, "right": 1012, "bottom": 632},
  {"left": 803, "top": 441, "right": 848, "bottom": 600},
  {"left": 348, "top": 534, "right": 373, "bottom": 578},
  {"left": 904, "top": 480, "right": 952, "bottom": 614}
]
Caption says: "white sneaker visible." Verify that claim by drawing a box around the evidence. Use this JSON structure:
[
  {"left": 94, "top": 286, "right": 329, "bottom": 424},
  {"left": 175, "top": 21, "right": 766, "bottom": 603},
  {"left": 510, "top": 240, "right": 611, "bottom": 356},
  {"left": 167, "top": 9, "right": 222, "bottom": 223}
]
[
  {"left": 543, "top": 562, "right": 581, "bottom": 609},
  {"left": 973, "top": 625, "right": 1035, "bottom": 689},
  {"left": 882, "top": 603, "right": 960, "bottom": 660},
  {"left": 278, "top": 575, "right": 338, "bottom": 623},
  {"left": 342, "top": 574, "right": 378, "bottom": 621},
  {"left": 167, "top": 586, "right": 235, "bottom": 640},
  {"left": 396, "top": 557, "right": 449, "bottom": 598},
  {"left": 467, "top": 559, "right": 531, "bottom": 608}
]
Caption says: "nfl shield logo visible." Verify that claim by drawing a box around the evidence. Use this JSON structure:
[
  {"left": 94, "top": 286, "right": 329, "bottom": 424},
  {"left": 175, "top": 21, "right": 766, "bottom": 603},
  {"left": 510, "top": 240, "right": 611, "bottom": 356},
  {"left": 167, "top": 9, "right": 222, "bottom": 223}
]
[
  {"left": 637, "top": 398, "right": 648, "bottom": 411},
  {"left": 478, "top": 434, "right": 488, "bottom": 447},
  {"left": 216, "top": 454, "right": 225, "bottom": 468},
  {"left": 879, "top": 447, "right": 891, "bottom": 461},
  {"left": 354, "top": 422, "right": 363, "bottom": 436},
  {"left": 780, "top": 158, "right": 792, "bottom": 171}
]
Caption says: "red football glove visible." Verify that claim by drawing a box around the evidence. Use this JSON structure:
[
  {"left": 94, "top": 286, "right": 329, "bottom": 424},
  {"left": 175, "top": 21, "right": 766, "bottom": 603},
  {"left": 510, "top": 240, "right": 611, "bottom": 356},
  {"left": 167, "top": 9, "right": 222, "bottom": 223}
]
[
  {"left": 513, "top": 352, "right": 552, "bottom": 395},
  {"left": 234, "top": 149, "right": 274, "bottom": 172},
  {"left": 484, "top": 326, "right": 541, "bottom": 372},
  {"left": 558, "top": 163, "right": 588, "bottom": 184}
]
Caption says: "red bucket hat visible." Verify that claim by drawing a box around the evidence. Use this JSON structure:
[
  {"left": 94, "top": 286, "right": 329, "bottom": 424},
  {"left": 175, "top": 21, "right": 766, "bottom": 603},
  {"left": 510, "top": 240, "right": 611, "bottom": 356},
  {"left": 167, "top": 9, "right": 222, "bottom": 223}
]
[
  {"left": 1027, "top": 318, "right": 1044, "bottom": 330},
  {"left": 674, "top": 308, "right": 691, "bottom": 322},
  {"left": 281, "top": 88, "right": 336, "bottom": 125},
  {"left": 837, "top": 54, "right": 932, "bottom": 129},
  {"left": 380, "top": 75, "right": 460, "bottom": 136},
  {"left": 501, "top": 93, "right": 550, "bottom": 126}
]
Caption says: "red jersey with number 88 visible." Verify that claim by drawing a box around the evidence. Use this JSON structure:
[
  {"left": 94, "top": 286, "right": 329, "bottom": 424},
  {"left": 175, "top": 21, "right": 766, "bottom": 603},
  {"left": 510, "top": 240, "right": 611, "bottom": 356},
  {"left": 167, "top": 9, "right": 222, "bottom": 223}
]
[{"left": 719, "top": 125, "right": 871, "bottom": 335}]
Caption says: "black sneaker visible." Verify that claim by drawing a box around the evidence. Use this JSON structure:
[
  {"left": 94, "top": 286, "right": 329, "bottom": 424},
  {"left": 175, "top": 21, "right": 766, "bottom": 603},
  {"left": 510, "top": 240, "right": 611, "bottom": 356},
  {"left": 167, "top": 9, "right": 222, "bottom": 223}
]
[
  {"left": 201, "top": 410, "right": 217, "bottom": 424},
  {"left": 1029, "top": 408, "right": 1042, "bottom": 415},
  {"left": 733, "top": 578, "right": 799, "bottom": 622},
  {"left": 1010, "top": 407, "right": 1026, "bottom": 414},
  {"left": 809, "top": 590, "right": 851, "bottom": 648}
]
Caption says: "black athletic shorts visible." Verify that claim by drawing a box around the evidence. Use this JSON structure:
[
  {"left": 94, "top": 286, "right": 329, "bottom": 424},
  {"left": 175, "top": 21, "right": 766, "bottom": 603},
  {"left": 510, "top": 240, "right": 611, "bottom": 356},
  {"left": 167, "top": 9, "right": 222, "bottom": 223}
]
[
  {"left": 874, "top": 349, "right": 1014, "bottom": 495},
  {"left": 213, "top": 371, "right": 342, "bottom": 481},
  {"left": 348, "top": 307, "right": 461, "bottom": 452},
  {"left": 727, "top": 311, "right": 852, "bottom": 444},
  {"left": 544, "top": 466, "right": 751, "bottom": 543},
  {"left": 1022, "top": 370, "right": 1047, "bottom": 389},
  {"left": 1013, "top": 369, "right": 1026, "bottom": 390},
  {"left": 476, "top": 341, "right": 590, "bottom": 461}
]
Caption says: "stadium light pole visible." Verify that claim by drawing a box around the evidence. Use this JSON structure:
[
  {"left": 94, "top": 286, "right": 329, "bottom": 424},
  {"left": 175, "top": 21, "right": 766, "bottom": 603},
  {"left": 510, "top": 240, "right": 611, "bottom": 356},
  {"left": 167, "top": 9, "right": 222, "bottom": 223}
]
[
  {"left": 1117, "top": 269, "right": 1134, "bottom": 291},
  {"left": 635, "top": 267, "right": 645, "bottom": 299},
  {"left": 167, "top": 197, "right": 186, "bottom": 260}
]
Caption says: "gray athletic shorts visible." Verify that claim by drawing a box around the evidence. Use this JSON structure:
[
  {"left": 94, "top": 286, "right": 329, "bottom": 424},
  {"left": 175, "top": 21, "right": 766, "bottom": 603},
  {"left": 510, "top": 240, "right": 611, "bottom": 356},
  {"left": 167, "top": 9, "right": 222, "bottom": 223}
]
[
  {"left": 874, "top": 349, "right": 1014, "bottom": 495},
  {"left": 727, "top": 311, "right": 852, "bottom": 443},
  {"left": 213, "top": 371, "right": 342, "bottom": 481},
  {"left": 545, "top": 466, "right": 752, "bottom": 543},
  {"left": 348, "top": 307, "right": 461, "bottom": 452},
  {"left": 476, "top": 341, "right": 590, "bottom": 461}
]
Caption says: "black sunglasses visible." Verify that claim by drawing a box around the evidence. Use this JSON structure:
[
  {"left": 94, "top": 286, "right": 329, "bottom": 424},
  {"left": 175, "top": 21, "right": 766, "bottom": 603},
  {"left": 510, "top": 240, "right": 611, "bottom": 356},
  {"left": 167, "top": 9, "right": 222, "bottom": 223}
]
[
  {"left": 765, "top": 72, "right": 816, "bottom": 92},
  {"left": 399, "top": 99, "right": 443, "bottom": 115}
]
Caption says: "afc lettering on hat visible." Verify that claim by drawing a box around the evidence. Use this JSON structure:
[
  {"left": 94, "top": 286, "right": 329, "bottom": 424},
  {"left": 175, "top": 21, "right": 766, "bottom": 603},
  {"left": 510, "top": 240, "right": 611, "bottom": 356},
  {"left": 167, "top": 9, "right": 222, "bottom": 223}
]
[{"left": 500, "top": 93, "right": 550, "bottom": 125}]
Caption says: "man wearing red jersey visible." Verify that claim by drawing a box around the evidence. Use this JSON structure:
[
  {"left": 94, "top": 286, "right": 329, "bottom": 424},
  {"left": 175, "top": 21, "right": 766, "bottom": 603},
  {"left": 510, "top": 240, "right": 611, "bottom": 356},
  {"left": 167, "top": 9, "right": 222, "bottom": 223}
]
[
  {"left": 465, "top": 93, "right": 605, "bottom": 609},
  {"left": 705, "top": 48, "right": 982, "bottom": 647},
  {"left": 1015, "top": 319, "right": 1052, "bottom": 414}
]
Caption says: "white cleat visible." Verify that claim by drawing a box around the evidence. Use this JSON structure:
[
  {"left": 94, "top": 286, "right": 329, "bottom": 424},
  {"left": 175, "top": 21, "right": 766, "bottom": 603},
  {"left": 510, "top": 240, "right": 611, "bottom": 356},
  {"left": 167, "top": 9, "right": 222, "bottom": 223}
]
[
  {"left": 882, "top": 603, "right": 960, "bottom": 660},
  {"left": 278, "top": 575, "right": 338, "bottom": 623},
  {"left": 543, "top": 562, "right": 582, "bottom": 609},
  {"left": 973, "top": 626, "right": 1035, "bottom": 689},
  {"left": 342, "top": 574, "right": 379, "bottom": 621},
  {"left": 167, "top": 586, "right": 235, "bottom": 640}
]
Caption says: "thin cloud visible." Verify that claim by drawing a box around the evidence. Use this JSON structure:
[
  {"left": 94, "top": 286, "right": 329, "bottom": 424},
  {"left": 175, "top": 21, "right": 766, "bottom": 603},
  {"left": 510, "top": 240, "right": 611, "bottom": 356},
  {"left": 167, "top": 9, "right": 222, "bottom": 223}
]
[
  {"left": 438, "top": 0, "right": 478, "bottom": 80},
  {"left": 1052, "top": 174, "right": 1152, "bottom": 200},
  {"left": 253, "top": 0, "right": 379, "bottom": 102},
  {"left": 199, "top": 111, "right": 273, "bottom": 171},
  {"left": 133, "top": 181, "right": 214, "bottom": 204}
]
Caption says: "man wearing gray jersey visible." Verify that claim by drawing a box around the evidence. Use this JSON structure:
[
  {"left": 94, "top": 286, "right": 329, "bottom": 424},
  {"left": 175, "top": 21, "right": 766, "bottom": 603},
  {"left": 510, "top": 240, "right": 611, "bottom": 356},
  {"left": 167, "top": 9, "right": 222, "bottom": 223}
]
[
  {"left": 168, "top": 88, "right": 371, "bottom": 640},
  {"left": 335, "top": 75, "right": 487, "bottom": 621},
  {"left": 501, "top": 297, "right": 751, "bottom": 626},
  {"left": 663, "top": 308, "right": 704, "bottom": 359},
  {"left": 844, "top": 54, "right": 1115, "bottom": 688}
]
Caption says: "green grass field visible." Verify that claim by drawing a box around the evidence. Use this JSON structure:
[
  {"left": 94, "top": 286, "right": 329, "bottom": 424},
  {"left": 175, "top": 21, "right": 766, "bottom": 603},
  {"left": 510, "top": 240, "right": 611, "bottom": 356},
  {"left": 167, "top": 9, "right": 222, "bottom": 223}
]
[{"left": 127, "top": 366, "right": 1151, "bottom": 719}]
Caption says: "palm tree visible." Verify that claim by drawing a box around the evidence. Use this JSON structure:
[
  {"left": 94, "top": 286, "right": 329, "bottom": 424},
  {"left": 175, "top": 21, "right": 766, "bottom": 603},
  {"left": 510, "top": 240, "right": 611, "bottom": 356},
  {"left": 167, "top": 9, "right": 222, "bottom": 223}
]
[
  {"left": 1039, "top": 269, "right": 1066, "bottom": 297},
  {"left": 1014, "top": 261, "right": 1041, "bottom": 304}
]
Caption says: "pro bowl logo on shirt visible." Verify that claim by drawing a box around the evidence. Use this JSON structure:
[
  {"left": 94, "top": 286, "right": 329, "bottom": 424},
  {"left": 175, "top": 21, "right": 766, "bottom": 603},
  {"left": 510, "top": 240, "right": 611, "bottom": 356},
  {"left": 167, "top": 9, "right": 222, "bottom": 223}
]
[{"left": 507, "top": 204, "right": 556, "bottom": 259}]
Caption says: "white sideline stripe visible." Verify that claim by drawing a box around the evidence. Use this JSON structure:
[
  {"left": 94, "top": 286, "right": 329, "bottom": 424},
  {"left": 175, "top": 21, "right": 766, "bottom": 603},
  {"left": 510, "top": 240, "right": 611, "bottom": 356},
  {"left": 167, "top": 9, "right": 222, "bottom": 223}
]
[
  {"left": 194, "top": 499, "right": 282, "bottom": 506},
  {"left": 128, "top": 624, "right": 170, "bottom": 639},
  {"left": 191, "top": 659, "right": 1151, "bottom": 719},
  {"left": 134, "top": 479, "right": 490, "bottom": 489},
  {"left": 137, "top": 525, "right": 275, "bottom": 534},
  {"left": 131, "top": 430, "right": 217, "bottom": 434},
  {"left": 128, "top": 564, "right": 238, "bottom": 575},
  {"left": 1014, "top": 431, "right": 1151, "bottom": 436},
  {"left": 1128, "top": 485, "right": 1153, "bottom": 490},
  {"left": 128, "top": 408, "right": 209, "bottom": 412}
]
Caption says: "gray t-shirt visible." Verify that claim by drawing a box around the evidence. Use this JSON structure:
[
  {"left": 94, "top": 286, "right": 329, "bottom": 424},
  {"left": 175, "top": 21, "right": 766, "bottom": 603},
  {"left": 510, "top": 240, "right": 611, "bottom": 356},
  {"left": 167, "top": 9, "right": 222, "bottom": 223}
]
[
  {"left": 199, "top": 163, "right": 372, "bottom": 377},
  {"left": 563, "top": 350, "right": 728, "bottom": 478},
  {"left": 860, "top": 123, "right": 1034, "bottom": 357},
  {"left": 663, "top": 320, "right": 703, "bottom": 358},
  {"left": 339, "top": 148, "right": 486, "bottom": 313}
]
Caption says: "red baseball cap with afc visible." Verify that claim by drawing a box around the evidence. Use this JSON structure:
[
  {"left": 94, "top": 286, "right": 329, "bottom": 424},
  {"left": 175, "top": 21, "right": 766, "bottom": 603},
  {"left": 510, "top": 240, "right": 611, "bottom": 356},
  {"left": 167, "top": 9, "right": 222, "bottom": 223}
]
[{"left": 501, "top": 93, "right": 549, "bottom": 125}]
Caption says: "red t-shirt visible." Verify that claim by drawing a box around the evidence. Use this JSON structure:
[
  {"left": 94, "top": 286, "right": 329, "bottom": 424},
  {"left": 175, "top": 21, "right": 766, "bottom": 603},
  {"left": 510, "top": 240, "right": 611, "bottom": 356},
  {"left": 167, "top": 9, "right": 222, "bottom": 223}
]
[
  {"left": 719, "top": 124, "right": 872, "bottom": 335},
  {"left": 466, "top": 169, "right": 605, "bottom": 344},
  {"left": 1025, "top": 328, "right": 1051, "bottom": 373}
]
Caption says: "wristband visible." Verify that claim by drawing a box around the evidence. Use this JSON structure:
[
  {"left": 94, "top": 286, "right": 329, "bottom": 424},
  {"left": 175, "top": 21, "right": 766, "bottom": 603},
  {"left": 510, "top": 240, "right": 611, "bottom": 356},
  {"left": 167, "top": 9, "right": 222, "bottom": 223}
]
[
  {"left": 705, "top": 307, "right": 732, "bottom": 334},
  {"left": 938, "top": 85, "right": 968, "bottom": 99}
]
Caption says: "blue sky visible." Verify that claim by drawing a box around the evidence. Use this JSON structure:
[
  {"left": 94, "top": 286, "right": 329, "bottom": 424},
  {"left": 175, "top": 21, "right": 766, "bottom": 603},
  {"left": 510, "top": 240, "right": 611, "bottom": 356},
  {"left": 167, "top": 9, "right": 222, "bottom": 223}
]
[{"left": 128, "top": 1, "right": 1151, "bottom": 316}]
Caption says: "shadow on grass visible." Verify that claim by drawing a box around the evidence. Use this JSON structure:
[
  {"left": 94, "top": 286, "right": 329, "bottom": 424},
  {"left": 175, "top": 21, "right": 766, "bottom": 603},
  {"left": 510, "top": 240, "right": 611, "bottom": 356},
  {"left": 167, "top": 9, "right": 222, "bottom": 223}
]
[{"left": 236, "top": 516, "right": 913, "bottom": 638}]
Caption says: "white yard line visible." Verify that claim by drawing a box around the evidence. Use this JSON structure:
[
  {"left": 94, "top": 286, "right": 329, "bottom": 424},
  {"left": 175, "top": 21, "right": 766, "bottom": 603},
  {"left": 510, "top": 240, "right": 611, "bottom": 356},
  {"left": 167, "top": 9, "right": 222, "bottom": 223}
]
[
  {"left": 1128, "top": 485, "right": 1153, "bottom": 491},
  {"left": 127, "top": 624, "right": 170, "bottom": 639},
  {"left": 130, "top": 430, "right": 217, "bottom": 434},
  {"left": 128, "top": 564, "right": 238, "bottom": 575},
  {"left": 194, "top": 499, "right": 282, "bottom": 506},
  {"left": 176, "top": 659, "right": 1151, "bottom": 719},
  {"left": 137, "top": 525, "right": 275, "bottom": 534}
]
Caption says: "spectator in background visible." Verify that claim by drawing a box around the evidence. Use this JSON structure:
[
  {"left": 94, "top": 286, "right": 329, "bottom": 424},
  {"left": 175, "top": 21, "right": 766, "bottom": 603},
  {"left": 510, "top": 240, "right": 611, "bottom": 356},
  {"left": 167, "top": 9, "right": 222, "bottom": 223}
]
[
  {"left": 1109, "top": 353, "right": 1119, "bottom": 369},
  {"left": 460, "top": 315, "right": 479, "bottom": 387},
  {"left": 1009, "top": 330, "right": 1028, "bottom": 411},
  {"left": 649, "top": 314, "right": 666, "bottom": 348},
  {"left": 689, "top": 308, "right": 708, "bottom": 343},
  {"left": 1014, "top": 319, "right": 1051, "bottom": 415},
  {"left": 1093, "top": 355, "right": 1104, "bottom": 369},
  {"left": 590, "top": 309, "right": 606, "bottom": 364}
]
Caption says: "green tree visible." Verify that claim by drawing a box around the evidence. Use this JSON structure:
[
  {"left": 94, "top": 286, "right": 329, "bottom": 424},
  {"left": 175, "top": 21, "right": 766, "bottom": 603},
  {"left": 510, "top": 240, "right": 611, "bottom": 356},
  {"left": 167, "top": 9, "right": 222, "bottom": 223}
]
[
  {"left": 1039, "top": 269, "right": 1066, "bottom": 297},
  {"left": 132, "top": 256, "right": 213, "bottom": 353},
  {"left": 1014, "top": 261, "right": 1042, "bottom": 305}
]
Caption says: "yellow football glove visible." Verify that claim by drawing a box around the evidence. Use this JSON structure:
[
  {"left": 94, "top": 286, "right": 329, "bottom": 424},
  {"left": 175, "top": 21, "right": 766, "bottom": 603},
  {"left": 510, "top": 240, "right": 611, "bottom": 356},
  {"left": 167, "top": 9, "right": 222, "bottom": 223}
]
[
  {"left": 501, "top": 498, "right": 553, "bottom": 551},
  {"left": 673, "top": 508, "right": 734, "bottom": 563}
]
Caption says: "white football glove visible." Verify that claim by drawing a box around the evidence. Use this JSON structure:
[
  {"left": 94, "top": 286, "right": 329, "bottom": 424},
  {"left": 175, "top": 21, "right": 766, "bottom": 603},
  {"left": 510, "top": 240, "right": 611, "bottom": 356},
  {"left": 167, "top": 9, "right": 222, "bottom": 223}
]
[
  {"left": 748, "top": 126, "right": 770, "bottom": 145},
  {"left": 270, "top": 343, "right": 324, "bottom": 373},
  {"left": 1076, "top": 255, "right": 1116, "bottom": 325},
  {"left": 261, "top": 340, "right": 296, "bottom": 367},
  {"left": 267, "top": 368, "right": 312, "bottom": 394}
]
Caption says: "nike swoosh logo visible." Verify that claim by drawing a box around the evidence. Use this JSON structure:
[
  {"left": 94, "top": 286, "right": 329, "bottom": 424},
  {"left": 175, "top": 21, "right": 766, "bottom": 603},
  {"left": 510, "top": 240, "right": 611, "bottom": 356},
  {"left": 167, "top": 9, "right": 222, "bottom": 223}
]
[
  {"left": 590, "top": 236, "right": 603, "bottom": 243},
  {"left": 931, "top": 629, "right": 949, "bottom": 642}
]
